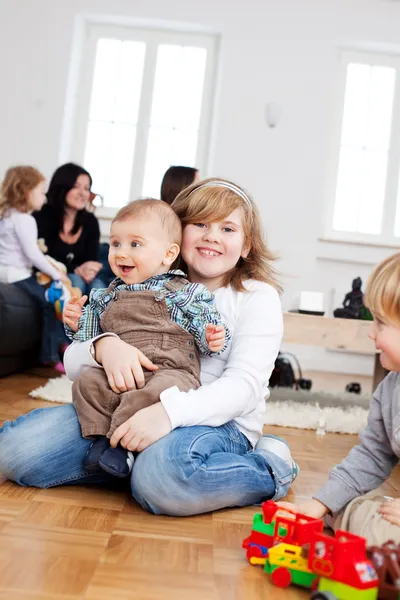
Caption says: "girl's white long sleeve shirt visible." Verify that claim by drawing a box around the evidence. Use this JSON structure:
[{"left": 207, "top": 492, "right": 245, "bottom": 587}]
[{"left": 64, "top": 280, "right": 283, "bottom": 447}]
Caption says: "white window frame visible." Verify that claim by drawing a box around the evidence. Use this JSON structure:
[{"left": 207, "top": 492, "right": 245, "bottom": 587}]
[
  {"left": 324, "top": 48, "right": 400, "bottom": 246},
  {"left": 71, "top": 23, "right": 218, "bottom": 217}
]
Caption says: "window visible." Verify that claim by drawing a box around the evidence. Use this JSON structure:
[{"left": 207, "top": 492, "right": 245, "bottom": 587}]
[
  {"left": 327, "top": 50, "right": 400, "bottom": 244},
  {"left": 72, "top": 24, "right": 217, "bottom": 210}
]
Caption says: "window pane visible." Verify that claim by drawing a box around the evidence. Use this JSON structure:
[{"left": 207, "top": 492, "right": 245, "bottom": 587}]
[
  {"left": 150, "top": 45, "right": 207, "bottom": 130},
  {"left": 150, "top": 45, "right": 180, "bottom": 128},
  {"left": 171, "top": 129, "right": 197, "bottom": 165},
  {"left": 175, "top": 47, "right": 207, "bottom": 129},
  {"left": 142, "top": 43, "right": 207, "bottom": 197},
  {"left": 106, "top": 123, "right": 137, "bottom": 207},
  {"left": 141, "top": 128, "right": 172, "bottom": 198},
  {"left": 366, "top": 67, "right": 395, "bottom": 150},
  {"left": 341, "top": 64, "right": 370, "bottom": 147},
  {"left": 89, "top": 39, "right": 120, "bottom": 122},
  {"left": 358, "top": 150, "right": 387, "bottom": 234},
  {"left": 333, "top": 147, "right": 362, "bottom": 232},
  {"left": 341, "top": 63, "right": 395, "bottom": 149},
  {"left": 333, "top": 147, "right": 388, "bottom": 235},
  {"left": 142, "top": 127, "right": 197, "bottom": 198},
  {"left": 84, "top": 121, "right": 111, "bottom": 199},
  {"left": 333, "top": 60, "right": 395, "bottom": 235},
  {"left": 89, "top": 39, "right": 146, "bottom": 124},
  {"left": 84, "top": 38, "right": 146, "bottom": 207},
  {"left": 114, "top": 41, "right": 146, "bottom": 124},
  {"left": 84, "top": 121, "right": 136, "bottom": 207}
]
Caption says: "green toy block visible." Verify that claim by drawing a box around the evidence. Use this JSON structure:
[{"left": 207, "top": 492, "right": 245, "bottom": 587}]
[
  {"left": 318, "top": 577, "right": 378, "bottom": 600},
  {"left": 265, "top": 563, "right": 317, "bottom": 588},
  {"left": 252, "top": 512, "right": 275, "bottom": 536}
]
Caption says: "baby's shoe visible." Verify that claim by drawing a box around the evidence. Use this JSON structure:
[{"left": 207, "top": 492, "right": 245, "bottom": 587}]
[
  {"left": 83, "top": 436, "right": 110, "bottom": 470},
  {"left": 255, "top": 434, "right": 300, "bottom": 482},
  {"left": 99, "top": 446, "right": 135, "bottom": 478}
]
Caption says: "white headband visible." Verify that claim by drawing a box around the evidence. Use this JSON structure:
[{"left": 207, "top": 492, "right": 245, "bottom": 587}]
[{"left": 189, "top": 180, "right": 252, "bottom": 209}]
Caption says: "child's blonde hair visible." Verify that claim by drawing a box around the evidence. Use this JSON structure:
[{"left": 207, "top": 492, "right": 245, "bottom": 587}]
[
  {"left": 113, "top": 198, "right": 182, "bottom": 245},
  {"left": 364, "top": 252, "right": 400, "bottom": 325},
  {"left": 0, "top": 166, "right": 45, "bottom": 218},
  {"left": 172, "top": 177, "right": 281, "bottom": 292}
]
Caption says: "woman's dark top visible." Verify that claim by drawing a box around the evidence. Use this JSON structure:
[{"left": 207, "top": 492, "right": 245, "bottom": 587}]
[{"left": 33, "top": 204, "right": 100, "bottom": 271}]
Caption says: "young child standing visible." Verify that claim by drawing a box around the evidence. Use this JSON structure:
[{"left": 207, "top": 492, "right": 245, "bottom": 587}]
[
  {"left": 279, "top": 251, "right": 400, "bottom": 545},
  {"left": 0, "top": 166, "right": 69, "bottom": 370},
  {"left": 64, "top": 199, "right": 229, "bottom": 478}
]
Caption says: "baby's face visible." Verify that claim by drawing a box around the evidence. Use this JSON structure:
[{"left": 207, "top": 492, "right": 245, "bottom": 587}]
[{"left": 109, "top": 216, "right": 177, "bottom": 285}]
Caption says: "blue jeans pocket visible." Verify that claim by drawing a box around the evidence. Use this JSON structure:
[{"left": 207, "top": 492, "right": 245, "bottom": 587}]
[{"left": 224, "top": 421, "right": 251, "bottom": 449}]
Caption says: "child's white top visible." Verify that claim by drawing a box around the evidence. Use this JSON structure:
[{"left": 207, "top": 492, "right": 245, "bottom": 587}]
[
  {"left": 0, "top": 209, "right": 60, "bottom": 282},
  {"left": 64, "top": 279, "right": 283, "bottom": 447}
]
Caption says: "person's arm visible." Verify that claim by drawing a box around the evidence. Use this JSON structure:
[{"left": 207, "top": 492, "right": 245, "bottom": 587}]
[
  {"left": 161, "top": 284, "right": 283, "bottom": 428},
  {"left": 175, "top": 283, "right": 231, "bottom": 355},
  {"left": 64, "top": 333, "right": 158, "bottom": 393},
  {"left": 313, "top": 375, "right": 399, "bottom": 515},
  {"left": 64, "top": 333, "right": 118, "bottom": 379},
  {"left": 14, "top": 213, "right": 61, "bottom": 280}
]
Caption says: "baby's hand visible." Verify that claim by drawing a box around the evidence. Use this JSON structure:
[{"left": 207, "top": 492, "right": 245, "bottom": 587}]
[
  {"left": 63, "top": 295, "right": 87, "bottom": 332},
  {"left": 379, "top": 497, "right": 400, "bottom": 526},
  {"left": 206, "top": 324, "right": 225, "bottom": 352}
]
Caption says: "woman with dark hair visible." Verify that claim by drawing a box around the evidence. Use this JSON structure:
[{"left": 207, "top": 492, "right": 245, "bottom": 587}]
[
  {"left": 33, "top": 163, "right": 105, "bottom": 296},
  {"left": 160, "top": 166, "right": 198, "bottom": 206}
]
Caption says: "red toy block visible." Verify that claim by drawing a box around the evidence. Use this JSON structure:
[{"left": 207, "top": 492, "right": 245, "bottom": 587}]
[
  {"left": 309, "top": 530, "right": 379, "bottom": 590},
  {"left": 261, "top": 501, "right": 324, "bottom": 547}
]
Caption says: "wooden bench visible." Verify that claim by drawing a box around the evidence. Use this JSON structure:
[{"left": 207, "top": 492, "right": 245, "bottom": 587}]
[{"left": 283, "top": 312, "right": 386, "bottom": 391}]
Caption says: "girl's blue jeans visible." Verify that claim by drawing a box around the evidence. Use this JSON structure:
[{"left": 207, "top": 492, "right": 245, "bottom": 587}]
[{"left": 0, "top": 404, "right": 292, "bottom": 516}]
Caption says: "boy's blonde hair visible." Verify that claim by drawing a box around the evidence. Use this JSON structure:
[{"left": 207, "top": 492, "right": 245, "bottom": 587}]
[
  {"left": 113, "top": 198, "right": 182, "bottom": 245},
  {"left": 0, "top": 166, "right": 45, "bottom": 218},
  {"left": 364, "top": 252, "right": 400, "bottom": 325},
  {"left": 172, "top": 177, "right": 281, "bottom": 292}
]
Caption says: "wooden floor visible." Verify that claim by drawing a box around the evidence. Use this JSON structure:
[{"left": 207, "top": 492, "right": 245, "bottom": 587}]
[{"left": 0, "top": 370, "right": 399, "bottom": 600}]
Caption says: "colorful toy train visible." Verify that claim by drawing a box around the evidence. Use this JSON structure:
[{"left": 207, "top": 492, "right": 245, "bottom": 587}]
[{"left": 242, "top": 500, "right": 400, "bottom": 600}]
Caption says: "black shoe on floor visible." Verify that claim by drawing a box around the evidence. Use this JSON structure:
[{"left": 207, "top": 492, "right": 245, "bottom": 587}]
[
  {"left": 83, "top": 436, "right": 110, "bottom": 470},
  {"left": 98, "top": 446, "right": 135, "bottom": 478}
]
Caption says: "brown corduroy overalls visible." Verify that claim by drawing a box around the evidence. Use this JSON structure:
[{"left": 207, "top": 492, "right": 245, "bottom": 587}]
[{"left": 72, "top": 277, "right": 201, "bottom": 439}]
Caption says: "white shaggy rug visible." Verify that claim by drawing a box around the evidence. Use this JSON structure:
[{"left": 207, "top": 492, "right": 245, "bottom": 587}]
[
  {"left": 264, "top": 400, "right": 368, "bottom": 434},
  {"left": 30, "top": 375, "right": 73, "bottom": 404},
  {"left": 30, "top": 376, "right": 369, "bottom": 435}
]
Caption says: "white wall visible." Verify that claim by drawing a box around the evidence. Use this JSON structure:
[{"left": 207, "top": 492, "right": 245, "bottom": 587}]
[{"left": 1, "top": 0, "right": 400, "bottom": 375}]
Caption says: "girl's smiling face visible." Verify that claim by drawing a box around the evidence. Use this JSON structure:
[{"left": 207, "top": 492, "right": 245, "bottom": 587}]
[{"left": 181, "top": 208, "right": 249, "bottom": 291}]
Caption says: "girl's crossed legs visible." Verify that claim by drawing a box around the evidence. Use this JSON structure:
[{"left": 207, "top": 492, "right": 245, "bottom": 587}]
[{"left": 0, "top": 404, "right": 292, "bottom": 515}]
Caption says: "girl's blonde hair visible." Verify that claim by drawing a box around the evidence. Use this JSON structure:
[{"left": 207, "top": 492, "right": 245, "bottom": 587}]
[
  {"left": 172, "top": 177, "right": 281, "bottom": 292},
  {"left": 0, "top": 166, "right": 45, "bottom": 218},
  {"left": 364, "top": 252, "right": 400, "bottom": 325}
]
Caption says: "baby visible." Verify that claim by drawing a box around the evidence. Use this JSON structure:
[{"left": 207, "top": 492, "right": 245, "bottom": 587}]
[{"left": 64, "top": 199, "right": 229, "bottom": 477}]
